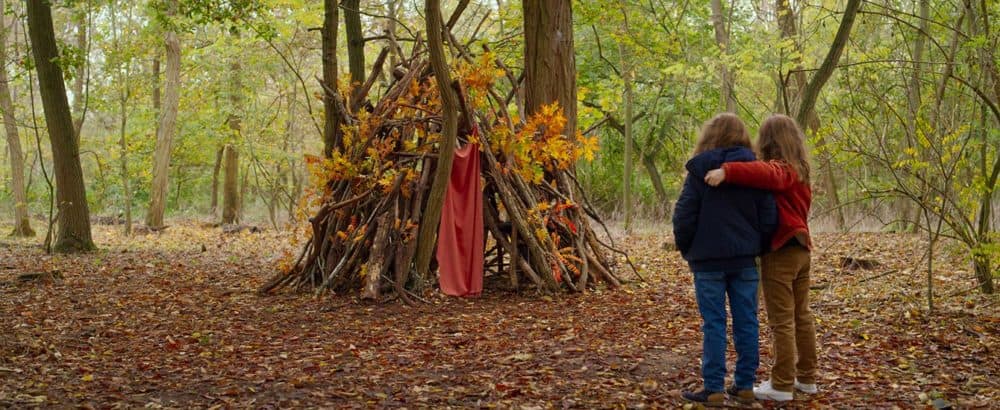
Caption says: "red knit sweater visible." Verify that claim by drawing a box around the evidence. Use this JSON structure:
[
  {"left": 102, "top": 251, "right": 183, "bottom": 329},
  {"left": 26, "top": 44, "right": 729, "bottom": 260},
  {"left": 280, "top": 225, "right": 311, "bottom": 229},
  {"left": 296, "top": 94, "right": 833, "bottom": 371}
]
[{"left": 721, "top": 160, "right": 812, "bottom": 251}]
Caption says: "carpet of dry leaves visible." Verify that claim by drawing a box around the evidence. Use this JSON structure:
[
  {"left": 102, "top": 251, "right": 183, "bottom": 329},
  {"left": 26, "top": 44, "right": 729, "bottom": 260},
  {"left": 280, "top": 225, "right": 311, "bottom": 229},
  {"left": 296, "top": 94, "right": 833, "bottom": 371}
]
[{"left": 1, "top": 220, "right": 997, "bottom": 409}]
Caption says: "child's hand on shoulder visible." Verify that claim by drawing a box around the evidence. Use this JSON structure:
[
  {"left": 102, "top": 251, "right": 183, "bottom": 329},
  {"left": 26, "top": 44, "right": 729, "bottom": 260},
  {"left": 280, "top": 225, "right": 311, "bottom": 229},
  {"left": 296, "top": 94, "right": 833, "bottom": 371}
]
[{"left": 704, "top": 168, "right": 726, "bottom": 186}]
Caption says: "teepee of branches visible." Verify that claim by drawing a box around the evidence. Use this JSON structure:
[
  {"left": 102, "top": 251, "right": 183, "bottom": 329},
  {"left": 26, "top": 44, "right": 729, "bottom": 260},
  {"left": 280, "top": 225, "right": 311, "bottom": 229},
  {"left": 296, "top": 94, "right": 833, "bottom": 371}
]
[{"left": 260, "top": 42, "right": 633, "bottom": 301}]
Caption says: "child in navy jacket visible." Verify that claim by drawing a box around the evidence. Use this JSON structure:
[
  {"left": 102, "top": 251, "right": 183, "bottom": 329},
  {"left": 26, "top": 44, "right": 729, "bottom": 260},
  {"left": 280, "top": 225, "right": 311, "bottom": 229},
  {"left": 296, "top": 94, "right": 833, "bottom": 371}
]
[{"left": 673, "top": 113, "right": 777, "bottom": 406}]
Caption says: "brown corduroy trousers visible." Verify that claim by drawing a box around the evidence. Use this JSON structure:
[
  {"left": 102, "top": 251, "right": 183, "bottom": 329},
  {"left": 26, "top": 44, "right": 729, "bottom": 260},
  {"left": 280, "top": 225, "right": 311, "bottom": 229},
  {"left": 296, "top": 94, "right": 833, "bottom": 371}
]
[{"left": 761, "top": 244, "right": 817, "bottom": 392}]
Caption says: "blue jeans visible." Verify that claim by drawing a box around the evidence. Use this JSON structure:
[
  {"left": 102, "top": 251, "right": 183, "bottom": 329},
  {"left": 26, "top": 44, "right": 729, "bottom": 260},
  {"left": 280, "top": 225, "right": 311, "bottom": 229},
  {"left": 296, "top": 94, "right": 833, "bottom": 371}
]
[{"left": 694, "top": 267, "right": 760, "bottom": 392}]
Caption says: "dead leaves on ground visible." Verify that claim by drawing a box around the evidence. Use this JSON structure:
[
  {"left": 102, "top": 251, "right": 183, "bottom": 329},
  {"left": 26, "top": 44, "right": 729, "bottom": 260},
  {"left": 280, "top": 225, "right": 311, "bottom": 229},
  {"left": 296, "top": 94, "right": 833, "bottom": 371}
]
[{"left": 0, "top": 223, "right": 996, "bottom": 408}]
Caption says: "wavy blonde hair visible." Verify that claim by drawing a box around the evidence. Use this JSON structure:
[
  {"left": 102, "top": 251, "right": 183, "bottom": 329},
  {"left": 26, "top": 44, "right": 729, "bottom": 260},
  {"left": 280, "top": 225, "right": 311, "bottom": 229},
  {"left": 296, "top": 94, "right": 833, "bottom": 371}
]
[{"left": 757, "top": 114, "right": 810, "bottom": 183}]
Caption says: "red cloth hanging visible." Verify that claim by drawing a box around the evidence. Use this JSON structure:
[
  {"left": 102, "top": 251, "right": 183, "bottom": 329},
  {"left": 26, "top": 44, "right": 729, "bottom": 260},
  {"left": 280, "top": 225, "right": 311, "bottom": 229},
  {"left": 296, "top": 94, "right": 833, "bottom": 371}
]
[{"left": 436, "top": 140, "right": 484, "bottom": 297}]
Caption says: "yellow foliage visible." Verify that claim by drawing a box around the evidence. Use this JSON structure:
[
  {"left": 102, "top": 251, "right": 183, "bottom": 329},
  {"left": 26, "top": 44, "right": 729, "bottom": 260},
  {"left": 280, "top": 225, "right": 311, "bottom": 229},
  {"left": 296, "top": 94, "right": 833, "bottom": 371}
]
[
  {"left": 490, "top": 102, "right": 599, "bottom": 185},
  {"left": 457, "top": 52, "right": 504, "bottom": 109}
]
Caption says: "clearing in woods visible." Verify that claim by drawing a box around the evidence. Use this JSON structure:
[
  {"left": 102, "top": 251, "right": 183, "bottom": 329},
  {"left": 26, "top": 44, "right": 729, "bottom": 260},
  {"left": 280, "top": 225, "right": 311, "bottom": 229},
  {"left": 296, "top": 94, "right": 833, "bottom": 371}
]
[{"left": 0, "top": 222, "right": 997, "bottom": 408}]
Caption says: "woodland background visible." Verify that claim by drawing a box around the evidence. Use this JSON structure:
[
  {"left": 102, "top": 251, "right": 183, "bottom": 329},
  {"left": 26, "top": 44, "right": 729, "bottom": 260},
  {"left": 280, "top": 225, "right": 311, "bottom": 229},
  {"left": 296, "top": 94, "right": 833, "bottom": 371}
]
[
  {"left": 0, "top": 0, "right": 996, "bottom": 278},
  {"left": 0, "top": 0, "right": 998, "bottom": 407}
]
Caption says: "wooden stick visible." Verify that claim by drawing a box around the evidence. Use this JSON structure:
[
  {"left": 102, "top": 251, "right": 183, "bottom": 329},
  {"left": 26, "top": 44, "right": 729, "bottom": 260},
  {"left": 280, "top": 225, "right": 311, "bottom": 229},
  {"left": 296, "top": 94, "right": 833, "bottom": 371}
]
[{"left": 510, "top": 212, "right": 519, "bottom": 289}]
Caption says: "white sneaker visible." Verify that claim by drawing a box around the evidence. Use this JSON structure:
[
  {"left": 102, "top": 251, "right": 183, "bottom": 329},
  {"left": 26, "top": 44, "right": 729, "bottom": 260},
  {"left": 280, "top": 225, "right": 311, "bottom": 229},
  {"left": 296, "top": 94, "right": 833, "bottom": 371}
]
[
  {"left": 754, "top": 380, "right": 794, "bottom": 401},
  {"left": 794, "top": 379, "right": 818, "bottom": 394}
]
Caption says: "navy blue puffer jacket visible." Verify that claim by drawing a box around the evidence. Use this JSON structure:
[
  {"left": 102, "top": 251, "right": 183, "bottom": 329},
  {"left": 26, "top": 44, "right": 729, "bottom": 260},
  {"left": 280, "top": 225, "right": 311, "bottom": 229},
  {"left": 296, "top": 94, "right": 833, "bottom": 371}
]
[{"left": 672, "top": 147, "right": 777, "bottom": 272}]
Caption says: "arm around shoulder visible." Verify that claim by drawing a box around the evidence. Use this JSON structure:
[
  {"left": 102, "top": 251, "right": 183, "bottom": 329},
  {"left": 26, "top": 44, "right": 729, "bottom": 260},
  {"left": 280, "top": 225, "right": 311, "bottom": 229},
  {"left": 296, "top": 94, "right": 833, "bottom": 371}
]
[{"left": 721, "top": 161, "right": 798, "bottom": 191}]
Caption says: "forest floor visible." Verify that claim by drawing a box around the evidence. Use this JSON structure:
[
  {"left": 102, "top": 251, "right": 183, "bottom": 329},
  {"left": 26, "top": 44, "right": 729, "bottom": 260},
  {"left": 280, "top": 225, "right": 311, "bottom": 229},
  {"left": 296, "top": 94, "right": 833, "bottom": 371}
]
[{"left": 0, "top": 220, "right": 997, "bottom": 409}]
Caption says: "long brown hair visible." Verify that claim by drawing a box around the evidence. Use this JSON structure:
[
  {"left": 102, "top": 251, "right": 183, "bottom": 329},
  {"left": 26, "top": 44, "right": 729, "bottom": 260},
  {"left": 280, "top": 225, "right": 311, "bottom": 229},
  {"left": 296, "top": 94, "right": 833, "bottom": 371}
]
[
  {"left": 757, "top": 114, "right": 810, "bottom": 183},
  {"left": 693, "top": 113, "right": 752, "bottom": 155}
]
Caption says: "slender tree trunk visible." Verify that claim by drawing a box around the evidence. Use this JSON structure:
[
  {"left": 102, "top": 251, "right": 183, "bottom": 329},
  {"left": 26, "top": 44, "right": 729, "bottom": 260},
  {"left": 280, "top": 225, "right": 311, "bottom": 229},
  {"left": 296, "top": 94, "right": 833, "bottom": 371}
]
[
  {"left": 269, "top": 160, "right": 280, "bottom": 228},
  {"left": 926, "top": 208, "right": 935, "bottom": 311},
  {"left": 222, "top": 144, "right": 239, "bottom": 224},
  {"left": 795, "top": 0, "right": 861, "bottom": 232},
  {"left": 974, "top": 121, "right": 997, "bottom": 294},
  {"left": 385, "top": 0, "right": 403, "bottom": 67},
  {"left": 222, "top": 42, "right": 242, "bottom": 217},
  {"left": 641, "top": 154, "right": 668, "bottom": 205},
  {"left": 795, "top": 0, "right": 862, "bottom": 125},
  {"left": 808, "top": 115, "right": 846, "bottom": 230},
  {"left": 906, "top": 0, "right": 929, "bottom": 127},
  {"left": 619, "top": 38, "right": 634, "bottom": 231},
  {"left": 898, "top": 0, "right": 931, "bottom": 233},
  {"left": 413, "top": 0, "right": 460, "bottom": 286},
  {"left": 26, "top": 0, "right": 94, "bottom": 252},
  {"left": 289, "top": 160, "right": 301, "bottom": 220},
  {"left": 71, "top": 10, "right": 86, "bottom": 142},
  {"left": 239, "top": 162, "right": 249, "bottom": 221},
  {"left": 1, "top": 0, "right": 33, "bottom": 236},
  {"left": 710, "top": 0, "right": 736, "bottom": 112},
  {"left": 110, "top": 2, "right": 132, "bottom": 235},
  {"left": 228, "top": 60, "right": 242, "bottom": 134},
  {"left": 118, "top": 98, "right": 132, "bottom": 235},
  {"left": 343, "top": 0, "right": 365, "bottom": 107},
  {"left": 604, "top": 111, "right": 669, "bottom": 206},
  {"left": 152, "top": 57, "right": 160, "bottom": 112},
  {"left": 283, "top": 84, "right": 298, "bottom": 223},
  {"left": 969, "top": 0, "right": 997, "bottom": 294},
  {"left": 210, "top": 146, "right": 223, "bottom": 214},
  {"left": 322, "top": 0, "right": 342, "bottom": 157},
  {"left": 775, "top": 0, "right": 806, "bottom": 114},
  {"left": 523, "top": 0, "right": 577, "bottom": 137},
  {"left": 146, "top": 0, "right": 180, "bottom": 229}
]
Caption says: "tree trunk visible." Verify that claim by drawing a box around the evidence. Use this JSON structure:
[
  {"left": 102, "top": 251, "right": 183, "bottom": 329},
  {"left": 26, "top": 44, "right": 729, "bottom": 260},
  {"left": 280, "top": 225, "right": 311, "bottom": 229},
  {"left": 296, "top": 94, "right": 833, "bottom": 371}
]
[
  {"left": 26, "top": 0, "right": 94, "bottom": 252},
  {"left": 222, "top": 43, "right": 242, "bottom": 217},
  {"left": 710, "top": 0, "right": 736, "bottom": 112},
  {"left": 384, "top": 0, "right": 403, "bottom": 67},
  {"left": 146, "top": 0, "right": 180, "bottom": 229},
  {"left": 119, "top": 93, "right": 132, "bottom": 235},
  {"left": 413, "top": 0, "right": 461, "bottom": 287},
  {"left": 108, "top": 1, "right": 131, "bottom": 235},
  {"left": 906, "top": 0, "right": 929, "bottom": 126},
  {"left": 775, "top": 0, "right": 806, "bottom": 114},
  {"left": 289, "top": 159, "right": 301, "bottom": 221},
  {"left": 322, "top": 0, "right": 342, "bottom": 157},
  {"left": 222, "top": 144, "right": 239, "bottom": 224},
  {"left": 152, "top": 57, "right": 160, "bottom": 111},
  {"left": 343, "top": 0, "right": 365, "bottom": 107},
  {"left": 239, "top": 162, "right": 249, "bottom": 221},
  {"left": 795, "top": 0, "right": 862, "bottom": 125},
  {"left": 283, "top": 84, "right": 298, "bottom": 223},
  {"left": 210, "top": 146, "right": 223, "bottom": 214},
  {"left": 974, "top": 135, "right": 997, "bottom": 294},
  {"left": 795, "top": 0, "right": 861, "bottom": 232},
  {"left": 641, "top": 154, "right": 668, "bottom": 205},
  {"left": 71, "top": 10, "right": 86, "bottom": 142},
  {"left": 619, "top": 38, "right": 634, "bottom": 230},
  {"left": 228, "top": 56, "right": 242, "bottom": 134},
  {"left": 602, "top": 109, "right": 668, "bottom": 206},
  {"left": 269, "top": 161, "right": 280, "bottom": 228},
  {"left": 1, "top": 0, "right": 33, "bottom": 237},
  {"left": 969, "top": 0, "right": 997, "bottom": 294},
  {"left": 900, "top": 0, "right": 930, "bottom": 233},
  {"left": 523, "top": 0, "right": 577, "bottom": 137}
]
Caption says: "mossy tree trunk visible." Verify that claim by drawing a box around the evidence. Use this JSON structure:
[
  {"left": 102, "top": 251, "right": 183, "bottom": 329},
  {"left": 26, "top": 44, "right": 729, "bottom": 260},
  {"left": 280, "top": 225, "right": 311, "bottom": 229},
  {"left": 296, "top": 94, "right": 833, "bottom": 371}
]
[{"left": 26, "top": 0, "right": 94, "bottom": 252}]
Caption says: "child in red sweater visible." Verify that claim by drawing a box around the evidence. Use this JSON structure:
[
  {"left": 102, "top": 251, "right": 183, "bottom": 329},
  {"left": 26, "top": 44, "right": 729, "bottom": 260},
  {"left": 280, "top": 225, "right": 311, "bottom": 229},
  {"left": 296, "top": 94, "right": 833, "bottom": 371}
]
[{"left": 704, "top": 114, "right": 818, "bottom": 402}]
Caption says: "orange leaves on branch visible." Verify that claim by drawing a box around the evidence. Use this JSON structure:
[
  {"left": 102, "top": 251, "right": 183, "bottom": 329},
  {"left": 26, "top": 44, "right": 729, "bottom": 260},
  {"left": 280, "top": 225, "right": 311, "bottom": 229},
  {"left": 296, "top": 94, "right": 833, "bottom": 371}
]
[
  {"left": 493, "top": 102, "right": 599, "bottom": 185},
  {"left": 578, "top": 132, "right": 599, "bottom": 162},
  {"left": 377, "top": 170, "right": 398, "bottom": 193},
  {"left": 457, "top": 52, "right": 504, "bottom": 109},
  {"left": 305, "top": 153, "right": 358, "bottom": 190}
]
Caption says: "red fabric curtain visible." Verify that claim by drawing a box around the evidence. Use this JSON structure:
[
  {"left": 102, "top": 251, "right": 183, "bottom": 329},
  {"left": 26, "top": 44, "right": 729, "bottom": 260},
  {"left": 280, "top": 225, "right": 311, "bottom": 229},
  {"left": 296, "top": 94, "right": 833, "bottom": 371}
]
[{"left": 436, "top": 142, "right": 484, "bottom": 297}]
